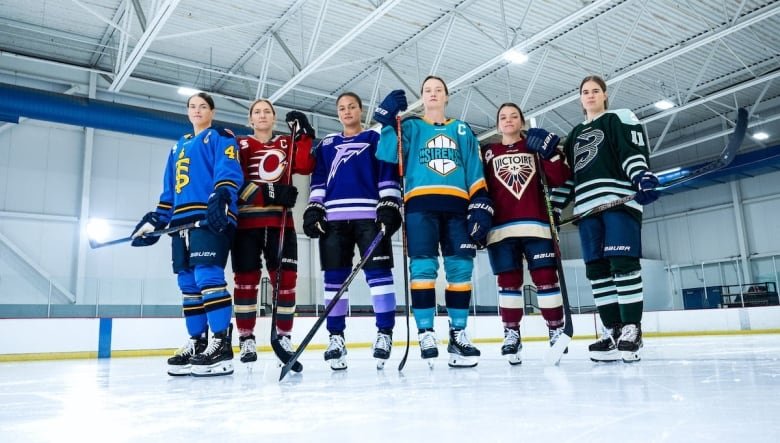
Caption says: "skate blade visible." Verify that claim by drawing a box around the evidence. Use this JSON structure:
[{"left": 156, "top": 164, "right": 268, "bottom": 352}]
[
  {"left": 504, "top": 353, "right": 522, "bottom": 366},
  {"left": 327, "top": 358, "right": 348, "bottom": 371},
  {"left": 448, "top": 354, "right": 478, "bottom": 368},
  {"left": 167, "top": 364, "right": 192, "bottom": 376},
  {"left": 589, "top": 349, "right": 621, "bottom": 363},
  {"left": 191, "top": 361, "right": 234, "bottom": 377},
  {"left": 376, "top": 358, "right": 388, "bottom": 370},
  {"left": 544, "top": 334, "right": 572, "bottom": 366},
  {"left": 621, "top": 351, "right": 641, "bottom": 363}
]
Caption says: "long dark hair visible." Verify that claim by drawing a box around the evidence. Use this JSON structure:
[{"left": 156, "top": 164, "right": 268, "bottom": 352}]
[
  {"left": 495, "top": 102, "right": 526, "bottom": 129},
  {"left": 187, "top": 92, "right": 215, "bottom": 109},
  {"left": 336, "top": 92, "right": 363, "bottom": 109}
]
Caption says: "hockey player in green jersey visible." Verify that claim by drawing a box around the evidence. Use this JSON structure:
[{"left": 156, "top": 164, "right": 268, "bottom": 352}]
[
  {"left": 375, "top": 76, "right": 493, "bottom": 368},
  {"left": 552, "top": 75, "right": 659, "bottom": 363}
]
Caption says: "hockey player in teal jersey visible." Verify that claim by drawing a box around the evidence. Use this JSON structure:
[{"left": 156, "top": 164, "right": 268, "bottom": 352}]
[
  {"left": 551, "top": 75, "right": 660, "bottom": 363},
  {"left": 375, "top": 76, "right": 493, "bottom": 368},
  {"left": 131, "top": 92, "right": 243, "bottom": 376}
]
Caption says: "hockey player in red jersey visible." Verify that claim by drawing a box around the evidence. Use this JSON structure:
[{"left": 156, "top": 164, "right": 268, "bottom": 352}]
[
  {"left": 231, "top": 99, "right": 315, "bottom": 368},
  {"left": 480, "top": 103, "right": 571, "bottom": 365}
]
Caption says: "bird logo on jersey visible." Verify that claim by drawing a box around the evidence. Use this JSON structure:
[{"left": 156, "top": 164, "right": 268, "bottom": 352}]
[
  {"left": 327, "top": 142, "right": 370, "bottom": 185},
  {"left": 492, "top": 152, "right": 534, "bottom": 199},
  {"left": 250, "top": 147, "right": 288, "bottom": 182},
  {"left": 419, "top": 134, "right": 460, "bottom": 176},
  {"left": 573, "top": 128, "right": 604, "bottom": 173}
]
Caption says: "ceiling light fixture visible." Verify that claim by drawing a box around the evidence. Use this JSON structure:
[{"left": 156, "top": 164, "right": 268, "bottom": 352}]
[
  {"left": 177, "top": 87, "right": 201, "bottom": 96},
  {"left": 503, "top": 49, "right": 528, "bottom": 64},
  {"left": 654, "top": 99, "right": 675, "bottom": 110},
  {"left": 752, "top": 132, "right": 769, "bottom": 141}
]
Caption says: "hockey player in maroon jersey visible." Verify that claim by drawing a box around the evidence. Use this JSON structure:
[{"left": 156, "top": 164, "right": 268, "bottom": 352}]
[
  {"left": 480, "top": 103, "right": 571, "bottom": 365},
  {"left": 231, "top": 99, "right": 315, "bottom": 368}
]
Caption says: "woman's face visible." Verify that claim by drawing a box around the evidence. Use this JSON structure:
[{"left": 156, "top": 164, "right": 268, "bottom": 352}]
[
  {"left": 249, "top": 101, "right": 275, "bottom": 131},
  {"left": 497, "top": 106, "right": 524, "bottom": 137},
  {"left": 187, "top": 96, "right": 214, "bottom": 128},
  {"left": 337, "top": 95, "right": 362, "bottom": 127},
  {"left": 580, "top": 80, "right": 607, "bottom": 115},
  {"left": 422, "top": 78, "right": 447, "bottom": 111}
]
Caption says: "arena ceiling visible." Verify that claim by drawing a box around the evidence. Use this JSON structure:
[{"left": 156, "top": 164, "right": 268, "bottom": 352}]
[{"left": 1, "top": 0, "right": 779, "bottom": 171}]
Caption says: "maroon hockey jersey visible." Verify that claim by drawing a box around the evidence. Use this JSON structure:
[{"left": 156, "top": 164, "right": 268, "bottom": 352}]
[
  {"left": 236, "top": 134, "right": 315, "bottom": 229},
  {"left": 481, "top": 139, "right": 571, "bottom": 244}
]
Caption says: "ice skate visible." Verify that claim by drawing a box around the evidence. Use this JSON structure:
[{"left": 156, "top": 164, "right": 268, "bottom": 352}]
[
  {"left": 588, "top": 325, "right": 621, "bottom": 362},
  {"left": 447, "top": 327, "right": 480, "bottom": 368},
  {"left": 275, "top": 335, "right": 303, "bottom": 373},
  {"left": 191, "top": 325, "right": 234, "bottom": 377},
  {"left": 372, "top": 330, "right": 392, "bottom": 369},
  {"left": 500, "top": 328, "right": 522, "bottom": 366},
  {"left": 418, "top": 329, "right": 439, "bottom": 368},
  {"left": 238, "top": 334, "right": 257, "bottom": 367},
  {"left": 549, "top": 326, "right": 569, "bottom": 353},
  {"left": 324, "top": 334, "right": 347, "bottom": 371},
  {"left": 544, "top": 325, "right": 572, "bottom": 366},
  {"left": 617, "top": 323, "right": 643, "bottom": 363},
  {"left": 167, "top": 334, "right": 207, "bottom": 376}
]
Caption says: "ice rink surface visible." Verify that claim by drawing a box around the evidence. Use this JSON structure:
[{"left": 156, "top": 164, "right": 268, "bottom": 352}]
[{"left": 1, "top": 334, "right": 779, "bottom": 443}]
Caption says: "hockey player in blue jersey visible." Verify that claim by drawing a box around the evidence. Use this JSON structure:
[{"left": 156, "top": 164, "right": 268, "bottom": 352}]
[
  {"left": 303, "top": 92, "right": 402, "bottom": 370},
  {"left": 131, "top": 92, "right": 243, "bottom": 377},
  {"left": 375, "top": 76, "right": 493, "bottom": 368}
]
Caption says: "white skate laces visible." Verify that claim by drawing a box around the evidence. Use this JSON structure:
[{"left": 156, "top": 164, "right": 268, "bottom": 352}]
[
  {"left": 278, "top": 335, "right": 294, "bottom": 354},
  {"left": 503, "top": 328, "right": 520, "bottom": 347},
  {"left": 374, "top": 332, "right": 392, "bottom": 353},
  {"left": 200, "top": 335, "right": 223, "bottom": 357},
  {"left": 239, "top": 337, "right": 256, "bottom": 359},
  {"left": 176, "top": 339, "right": 197, "bottom": 357},
  {"left": 418, "top": 330, "right": 437, "bottom": 350},
  {"left": 619, "top": 324, "right": 638, "bottom": 342},
  {"left": 452, "top": 329, "right": 475, "bottom": 349},
  {"left": 326, "top": 334, "right": 346, "bottom": 354}
]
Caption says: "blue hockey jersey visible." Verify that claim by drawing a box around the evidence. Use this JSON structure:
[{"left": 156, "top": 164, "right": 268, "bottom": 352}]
[
  {"left": 310, "top": 127, "right": 401, "bottom": 221},
  {"left": 376, "top": 116, "right": 487, "bottom": 214},
  {"left": 154, "top": 126, "right": 243, "bottom": 227}
]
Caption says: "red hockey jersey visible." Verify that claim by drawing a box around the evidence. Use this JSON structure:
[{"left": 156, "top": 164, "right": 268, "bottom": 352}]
[
  {"left": 236, "top": 134, "right": 315, "bottom": 229},
  {"left": 481, "top": 139, "right": 571, "bottom": 244}
]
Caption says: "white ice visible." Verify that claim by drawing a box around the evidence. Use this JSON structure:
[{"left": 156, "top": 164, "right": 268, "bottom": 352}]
[{"left": 1, "top": 334, "right": 779, "bottom": 443}]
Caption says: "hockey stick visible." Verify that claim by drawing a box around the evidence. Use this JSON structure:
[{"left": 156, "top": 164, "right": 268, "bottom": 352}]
[
  {"left": 279, "top": 226, "right": 387, "bottom": 381},
  {"left": 534, "top": 153, "right": 574, "bottom": 365},
  {"left": 269, "top": 121, "right": 303, "bottom": 373},
  {"left": 395, "top": 115, "right": 412, "bottom": 372},
  {"left": 88, "top": 221, "right": 199, "bottom": 249},
  {"left": 559, "top": 107, "right": 748, "bottom": 226}
]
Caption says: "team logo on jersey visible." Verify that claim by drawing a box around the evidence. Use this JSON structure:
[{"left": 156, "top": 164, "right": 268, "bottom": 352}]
[
  {"left": 492, "top": 152, "right": 534, "bottom": 199},
  {"left": 251, "top": 148, "right": 288, "bottom": 182},
  {"left": 175, "top": 149, "right": 190, "bottom": 194},
  {"left": 573, "top": 128, "right": 604, "bottom": 173},
  {"left": 419, "top": 135, "right": 460, "bottom": 176},
  {"left": 327, "top": 142, "right": 369, "bottom": 185}
]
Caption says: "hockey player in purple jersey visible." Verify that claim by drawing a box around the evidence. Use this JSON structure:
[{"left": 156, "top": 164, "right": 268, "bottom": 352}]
[
  {"left": 303, "top": 92, "right": 402, "bottom": 370},
  {"left": 131, "top": 92, "right": 243, "bottom": 376},
  {"left": 375, "top": 76, "right": 493, "bottom": 368}
]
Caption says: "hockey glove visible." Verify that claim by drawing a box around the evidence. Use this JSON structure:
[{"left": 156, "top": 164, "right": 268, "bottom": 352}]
[
  {"left": 373, "top": 89, "right": 408, "bottom": 127},
  {"left": 376, "top": 197, "right": 402, "bottom": 237},
  {"left": 526, "top": 128, "right": 560, "bottom": 160},
  {"left": 285, "top": 111, "right": 315, "bottom": 140},
  {"left": 467, "top": 197, "right": 494, "bottom": 248},
  {"left": 632, "top": 170, "right": 660, "bottom": 205},
  {"left": 131, "top": 212, "right": 167, "bottom": 247},
  {"left": 302, "top": 202, "right": 327, "bottom": 238},
  {"left": 206, "top": 187, "right": 232, "bottom": 234},
  {"left": 261, "top": 182, "right": 299, "bottom": 208}
]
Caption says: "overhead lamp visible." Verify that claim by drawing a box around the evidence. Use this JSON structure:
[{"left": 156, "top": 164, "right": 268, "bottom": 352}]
[
  {"left": 654, "top": 99, "right": 675, "bottom": 110},
  {"left": 177, "top": 86, "right": 201, "bottom": 96},
  {"left": 86, "top": 219, "right": 111, "bottom": 243},
  {"left": 503, "top": 49, "right": 528, "bottom": 64},
  {"left": 752, "top": 131, "right": 769, "bottom": 141}
]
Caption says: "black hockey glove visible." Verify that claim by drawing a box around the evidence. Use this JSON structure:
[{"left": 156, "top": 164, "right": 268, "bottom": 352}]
[
  {"left": 467, "top": 196, "right": 494, "bottom": 248},
  {"left": 302, "top": 202, "right": 327, "bottom": 238},
  {"left": 375, "top": 197, "right": 402, "bottom": 237},
  {"left": 285, "top": 111, "right": 315, "bottom": 140},
  {"left": 632, "top": 170, "right": 660, "bottom": 205},
  {"left": 206, "top": 187, "right": 232, "bottom": 234},
  {"left": 526, "top": 128, "right": 560, "bottom": 160},
  {"left": 131, "top": 212, "right": 167, "bottom": 247},
  {"left": 373, "top": 89, "right": 408, "bottom": 127},
  {"left": 261, "top": 182, "right": 299, "bottom": 208}
]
